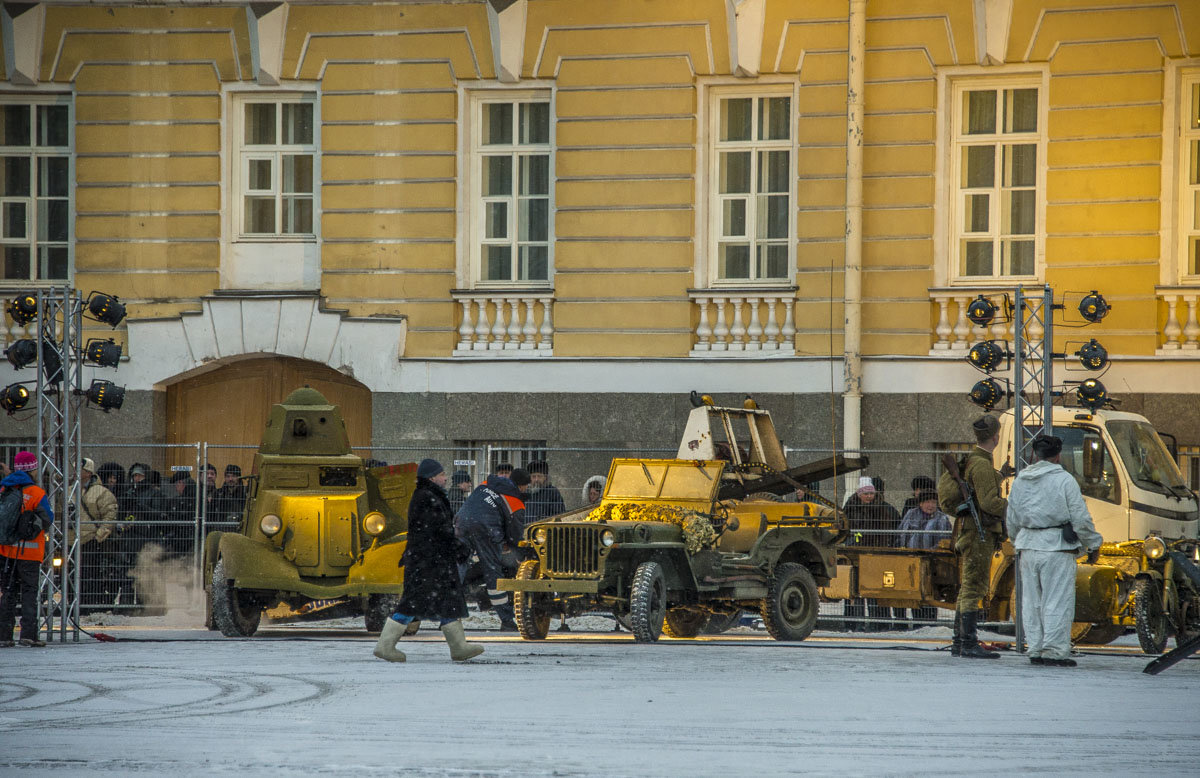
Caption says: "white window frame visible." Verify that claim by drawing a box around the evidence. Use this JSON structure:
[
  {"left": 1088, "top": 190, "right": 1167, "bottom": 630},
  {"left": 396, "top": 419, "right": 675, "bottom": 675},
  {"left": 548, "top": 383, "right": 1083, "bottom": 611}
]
[
  {"left": 1171, "top": 65, "right": 1200, "bottom": 284},
  {"left": 230, "top": 90, "right": 319, "bottom": 242},
  {"left": 0, "top": 92, "right": 73, "bottom": 286},
  {"left": 458, "top": 86, "right": 554, "bottom": 289},
  {"left": 696, "top": 80, "right": 798, "bottom": 289},
  {"left": 935, "top": 67, "right": 1048, "bottom": 287}
]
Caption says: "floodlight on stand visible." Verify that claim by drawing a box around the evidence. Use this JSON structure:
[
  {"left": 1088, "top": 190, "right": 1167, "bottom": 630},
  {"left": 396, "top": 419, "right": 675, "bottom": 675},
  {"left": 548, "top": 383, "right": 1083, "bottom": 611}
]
[
  {"left": 966, "top": 295, "right": 998, "bottom": 327},
  {"left": 4, "top": 338, "right": 38, "bottom": 369},
  {"left": 83, "top": 338, "right": 122, "bottom": 369},
  {"left": 968, "top": 378, "right": 1006, "bottom": 410},
  {"left": 39, "top": 340, "right": 62, "bottom": 385},
  {"left": 1077, "top": 378, "right": 1108, "bottom": 411},
  {"left": 1076, "top": 338, "right": 1108, "bottom": 371},
  {"left": 84, "top": 379, "right": 124, "bottom": 412},
  {"left": 966, "top": 340, "right": 1007, "bottom": 373},
  {"left": 1078, "top": 291, "right": 1110, "bottom": 324},
  {"left": 0, "top": 383, "right": 30, "bottom": 414},
  {"left": 85, "top": 292, "right": 126, "bottom": 327},
  {"left": 5, "top": 292, "right": 37, "bottom": 325}
]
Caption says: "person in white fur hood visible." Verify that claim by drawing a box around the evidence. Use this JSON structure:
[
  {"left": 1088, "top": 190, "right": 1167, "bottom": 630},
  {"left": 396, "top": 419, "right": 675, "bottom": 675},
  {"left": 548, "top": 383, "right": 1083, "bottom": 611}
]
[{"left": 1006, "top": 434, "right": 1103, "bottom": 668}]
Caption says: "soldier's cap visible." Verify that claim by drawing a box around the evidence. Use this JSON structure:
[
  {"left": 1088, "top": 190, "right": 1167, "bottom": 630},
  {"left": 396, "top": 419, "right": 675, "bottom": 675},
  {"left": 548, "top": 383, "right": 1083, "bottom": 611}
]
[{"left": 972, "top": 414, "right": 1000, "bottom": 438}]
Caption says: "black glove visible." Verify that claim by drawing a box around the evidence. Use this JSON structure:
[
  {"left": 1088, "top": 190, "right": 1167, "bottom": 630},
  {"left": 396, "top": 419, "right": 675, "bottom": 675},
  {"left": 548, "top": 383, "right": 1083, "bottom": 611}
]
[
  {"left": 998, "top": 461, "right": 1016, "bottom": 479},
  {"left": 1085, "top": 548, "right": 1101, "bottom": 565}
]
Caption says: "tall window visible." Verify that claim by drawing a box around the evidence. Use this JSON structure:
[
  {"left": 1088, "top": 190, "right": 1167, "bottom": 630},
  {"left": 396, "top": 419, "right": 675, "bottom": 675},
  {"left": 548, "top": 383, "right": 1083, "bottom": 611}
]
[
  {"left": 1184, "top": 77, "right": 1200, "bottom": 277},
  {"left": 0, "top": 98, "right": 71, "bottom": 281},
  {"left": 952, "top": 83, "right": 1041, "bottom": 279},
  {"left": 474, "top": 97, "right": 551, "bottom": 284},
  {"left": 235, "top": 95, "right": 316, "bottom": 238},
  {"left": 711, "top": 92, "right": 792, "bottom": 283}
]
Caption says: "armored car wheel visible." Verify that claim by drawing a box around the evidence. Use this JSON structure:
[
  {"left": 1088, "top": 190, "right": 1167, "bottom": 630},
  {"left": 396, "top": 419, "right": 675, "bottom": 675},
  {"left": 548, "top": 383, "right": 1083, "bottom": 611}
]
[
  {"left": 663, "top": 608, "right": 707, "bottom": 638},
  {"left": 365, "top": 594, "right": 401, "bottom": 633},
  {"left": 761, "top": 563, "right": 818, "bottom": 642},
  {"left": 513, "top": 559, "right": 552, "bottom": 640},
  {"left": 630, "top": 561, "right": 667, "bottom": 643},
  {"left": 1132, "top": 577, "right": 1168, "bottom": 654},
  {"left": 211, "top": 557, "right": 262, "bottom": 638}
]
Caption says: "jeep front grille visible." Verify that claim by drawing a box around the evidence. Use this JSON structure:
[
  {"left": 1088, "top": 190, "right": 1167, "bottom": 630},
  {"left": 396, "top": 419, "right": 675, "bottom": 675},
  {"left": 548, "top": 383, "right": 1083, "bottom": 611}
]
[{"left": 543, "top": 525, "right": 603, "bottom": 576}]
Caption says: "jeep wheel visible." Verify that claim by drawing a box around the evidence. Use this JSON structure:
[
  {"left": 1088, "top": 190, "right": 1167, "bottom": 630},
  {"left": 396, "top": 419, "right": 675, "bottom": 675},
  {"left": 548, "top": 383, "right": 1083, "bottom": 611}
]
[
  {"left": 629, "top": 561, "right": 666, "bottom": 643},
  {"left": 1133, "top": 577, "right": 1167, "bottom": 654},
  {"left": 365, "top": 594, "right": 401, "bottom": 633},
  {"left": 761, "top": 563, "right": 818, "bottom": 642},
  {"left": 211, "top": 557, "right": 262, "bottom": 638},
  {"left": 513, "top": 559, "right": 551, "bottom": 640},
  {"left": 663, "top": 608, "right": 707, "bottom": 638}
]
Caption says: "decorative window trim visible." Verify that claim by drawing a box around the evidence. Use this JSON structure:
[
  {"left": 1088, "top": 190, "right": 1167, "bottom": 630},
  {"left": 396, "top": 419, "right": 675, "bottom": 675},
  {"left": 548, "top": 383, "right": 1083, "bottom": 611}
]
[
  {"left": 694, "top": 77, "right": 798, "bottom": 290},
  {"left": 1164, "top": 60, "right": 1200, "bottom": 286},
  {"left": 933, "top": 65, "right": 1048, "bottom": 288},
  {"left": 456, "top": 83, "right": 555, "bottom": 290}
]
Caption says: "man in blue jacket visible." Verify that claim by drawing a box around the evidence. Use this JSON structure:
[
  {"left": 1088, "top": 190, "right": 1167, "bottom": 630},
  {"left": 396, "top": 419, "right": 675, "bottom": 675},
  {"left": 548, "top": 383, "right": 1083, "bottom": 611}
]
[{"left": 454, "top": 469, "right": 529, "bottom": 631}]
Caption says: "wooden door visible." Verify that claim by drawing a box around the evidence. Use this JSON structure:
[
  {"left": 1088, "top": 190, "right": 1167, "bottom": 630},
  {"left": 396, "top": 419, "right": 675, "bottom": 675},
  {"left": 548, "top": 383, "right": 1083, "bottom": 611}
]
[{"left": 166, "top": 356, "right": 371, "bottom": 474}]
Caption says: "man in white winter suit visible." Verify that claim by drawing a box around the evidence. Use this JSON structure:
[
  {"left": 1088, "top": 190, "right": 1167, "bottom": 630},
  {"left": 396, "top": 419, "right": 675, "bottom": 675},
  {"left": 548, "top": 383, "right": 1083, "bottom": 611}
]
[{"left": 1006, "top": 435, "right": 1103, "bottom": 667}]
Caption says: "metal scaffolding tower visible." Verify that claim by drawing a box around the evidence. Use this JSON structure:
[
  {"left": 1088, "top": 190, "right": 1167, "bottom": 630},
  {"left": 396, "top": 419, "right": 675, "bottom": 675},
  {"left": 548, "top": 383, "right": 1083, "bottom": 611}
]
[{"left": 1011, "top": 285, "right": 1055, "bottom": 473}]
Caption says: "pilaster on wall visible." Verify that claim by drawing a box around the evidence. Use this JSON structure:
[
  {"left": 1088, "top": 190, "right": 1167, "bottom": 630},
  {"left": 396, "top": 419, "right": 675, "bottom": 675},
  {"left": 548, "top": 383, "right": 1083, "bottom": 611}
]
[
  {"left": 2, "top": 2, "right": 44, "bottom": 85},
  {"left": 248, "top": 2, "right": 288, "bottom": 86},
  {"left": 487, "top": 0, "right": 527, "bottom": 83},
  {"left": 974, "top": 0, "right": 1013, "bottom": 65},
  {"left": 728, "top": 0, "right": 765, "bottom": 77}
]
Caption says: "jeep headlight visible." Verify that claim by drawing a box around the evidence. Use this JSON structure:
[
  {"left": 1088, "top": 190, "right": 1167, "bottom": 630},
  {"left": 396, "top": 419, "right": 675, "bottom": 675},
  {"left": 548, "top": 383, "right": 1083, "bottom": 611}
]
[
  {"left": 1144, "top": 536, "right": 1167, "bottom": 560},
  {"left": 600, "top": 529, "right": 615, "bottom": 547},
  {"left": 534, "top": 527, "right": 548, "bottom": 544},
  {"left": 260, "top": 514, "right": 282, "bottom": 537},
  {"left": 363, "top": 511, "right": 387, "bottom": 537}
]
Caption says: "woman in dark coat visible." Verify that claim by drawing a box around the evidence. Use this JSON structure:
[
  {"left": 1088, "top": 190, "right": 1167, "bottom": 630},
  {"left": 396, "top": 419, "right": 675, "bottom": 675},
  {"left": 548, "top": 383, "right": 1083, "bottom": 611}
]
[{"left": 373, "top": 458, "right": 483, "bottom": 663}]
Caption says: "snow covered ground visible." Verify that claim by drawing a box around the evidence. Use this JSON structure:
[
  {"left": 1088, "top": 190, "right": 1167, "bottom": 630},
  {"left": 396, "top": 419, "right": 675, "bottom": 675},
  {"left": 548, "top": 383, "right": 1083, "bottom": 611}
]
[{"left": 1, "top": 615, "right": 1196, "bottom": 776}]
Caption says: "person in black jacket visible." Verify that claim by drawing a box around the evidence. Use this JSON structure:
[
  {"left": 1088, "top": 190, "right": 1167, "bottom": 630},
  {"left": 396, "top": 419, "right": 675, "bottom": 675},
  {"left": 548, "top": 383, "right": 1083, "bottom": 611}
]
[
  {"left": 374, "top": 458, "right": 483, "bottom": 663},
  {"left": 454, "top": 469, "right": 530, "bottom": 631},
  {"left": 524, "top": 460, "right": 565, "bottom": 523}
]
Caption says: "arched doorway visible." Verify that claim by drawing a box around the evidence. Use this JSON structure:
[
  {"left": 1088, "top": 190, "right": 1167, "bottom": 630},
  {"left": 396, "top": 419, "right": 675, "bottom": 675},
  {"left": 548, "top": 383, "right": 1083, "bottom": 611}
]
[{"left": 166, "top": 356, "right": 371, "bottom": 475}]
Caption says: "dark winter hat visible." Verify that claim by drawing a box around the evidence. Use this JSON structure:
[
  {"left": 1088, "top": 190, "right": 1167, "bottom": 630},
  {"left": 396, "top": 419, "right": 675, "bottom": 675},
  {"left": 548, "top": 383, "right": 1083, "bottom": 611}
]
[
  {"left": 1032, "top": 435, "right": 1063, "bottom": 460},
  {"left": 527, "top": 460, "right": 549, "bottom": 475},
  {"left": 451, "top": 470, "right": 471, "bottom": 486},
  {"left": 972, "top": 414, "right": 1001, "bottom": 443},
  {"left": 417, "top": 458, "right": 444, "bottom": 480},
  {"left": 918, "top": 489, "right": 939, "bottom": 503},
  {"left": 509, "top": 467, "right": 531, "bottom": 487},
  {"left": 205, "top": 463, "right": 217, "bottom": 474},
  {"left": 495, "top": 462, "right": 514, "bottom": 475},
  {"left": 224, "top": 464, "right": 242, "bottom": 477},
  {"left": 170, "top": 470, "right": 193, "bottom": 483},
  {"left": 911, "top": 475, "right": 935, "bottom": 491}
]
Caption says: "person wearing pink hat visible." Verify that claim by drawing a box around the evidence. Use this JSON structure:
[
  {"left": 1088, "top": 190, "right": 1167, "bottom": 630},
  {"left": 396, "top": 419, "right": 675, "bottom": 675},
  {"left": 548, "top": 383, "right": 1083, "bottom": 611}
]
[{"left": 1, "top": 451, "right": 54, "bottom": 647}]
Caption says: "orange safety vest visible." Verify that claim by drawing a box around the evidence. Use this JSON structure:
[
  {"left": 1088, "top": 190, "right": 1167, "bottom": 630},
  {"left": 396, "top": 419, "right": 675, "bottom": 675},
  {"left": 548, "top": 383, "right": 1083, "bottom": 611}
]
[{"left": 0, "top": 484, "right": 48, "bottom": 562}]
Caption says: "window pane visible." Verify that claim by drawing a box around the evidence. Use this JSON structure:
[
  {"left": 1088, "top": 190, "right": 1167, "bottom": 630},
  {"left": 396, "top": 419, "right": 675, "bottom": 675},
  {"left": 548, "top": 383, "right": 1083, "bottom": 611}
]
[
  {"left": 720, "top": 151, "right": 750, "bottom": 193},
  {"left": 519, "top": 245, "right": 548, "bottom": 281},
  {"left": 0, "top": 105, "right": 30, "bottom": 146},
  {"left": 1192, "top": 83, "right": 1200, "bottom": 130},
  {"left": 1191, "top": 237, "right": 1200, "bottom": 275},
  {"left": 3, "top": 245, "right": 29, "bottom": 278},
  {"left": 963, "top": 146, "right": 994, "bottom": 188},
  {"left": 722, "top": 198, "right": 746, "bottom": 237},
  {"left": 39, "top": 199, "right": 68, "bottom": 241},
  {"left": 38, "top": 245, "right": 68, "bottom": 279},
  {"left": 1005, "top": 189, "right": 1035, "bottom": 235},
  {"left": 484, "top": 245, "right": 511, "bottom": 280},
  {"left": 1190, "top": 139, "right": 1199, "bottom": 185},
  {"left": 1006, "top": 89, "right": 1038, "bottom": 133},
  {"left": 1006, "top": 239, "right": 1034, "bottom": 275},
  {"left": 248, "top": 159, "right": 272, "bottom": 190},
  {"left": 37, "top": 105, "right": 69, "bottom": 147},
  {"left": 3, "top": 202, "right": 25, "bottom": 238},
  {"left": 519, "top": 197, "right": 547, "bottom": 242},
  {"left": 283, "top": 155, "right": 312, "bottom": 194},
  {"left": 962, "top": 241, "right": 993, "bottom": 275},
  {"left": 964, "top": 193, "right": 989, "bottom": 232},
  {"left": 485, "top": 202, "right": 507, "bottom": 239},
  {"left": 757, "top": 243, "right": 788, "bottom": 279},
  {"left": 484, "top": 103, "right": 513, "bottom": 145},
  {"left": 283, "top": 196, "right": 312, "bottom": 233},
  {"left": 757, "top": 150, "right": 788, "bottom": 193},
  {"left": 519, "top": 102, "right": 549, "bottom": 145},
  {"left": 1, "top": 156, "right": 29, "bottom": 195},
  {"left": 760, "top": 97, "right": 790, "bottom": 140},
  {"left": 245, "top": 104, "right": 276, "bottom": 144},
  {"left": 1004, "top": 144, "right": 1036, "bottom": 187},
  {"left": 758, "top": 194, "right": 788, "bottom": 239},
  {"left": 718, "top": 243, "right": 750, "bottom": 279},
  {"left": 964, "top": 91, "right": 996, "bottom": 134},
  {"left": 244, "top": 197, "right": 275, "bottom": 232},
  {"left": 720, "top": 98, "right": 752, "bottom": 142},
  {"left": 1194, "top": 190, "right": 1200, "bottom": 229},
  {"left": 38, "top": 156, "right": 69, "bottom": 197},
  {"left": 282, "top": 103, "right": 313, "bottom": 145},
  {"left": 484, "top": 156, "right": 512, "bottom": 196},
  {"left": 519, "top": 155, "right": 548, "bottom": 195}
]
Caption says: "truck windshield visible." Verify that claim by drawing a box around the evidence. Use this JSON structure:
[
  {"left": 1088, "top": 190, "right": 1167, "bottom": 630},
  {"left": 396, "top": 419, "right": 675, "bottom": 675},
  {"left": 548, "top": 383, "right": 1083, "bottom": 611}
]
[
  {"left": 1108, "top": 420, "right": 1188, "bottom": 497},
  {"left": 1051, "top": 426, "right": 1120, "bottom": 505}
]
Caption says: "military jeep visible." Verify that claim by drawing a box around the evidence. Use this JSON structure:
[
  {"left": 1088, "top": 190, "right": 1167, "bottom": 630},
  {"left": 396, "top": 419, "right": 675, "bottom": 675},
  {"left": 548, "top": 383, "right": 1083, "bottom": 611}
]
[{"left": 499, "top": 398, "right": 865, "bottom": 642}]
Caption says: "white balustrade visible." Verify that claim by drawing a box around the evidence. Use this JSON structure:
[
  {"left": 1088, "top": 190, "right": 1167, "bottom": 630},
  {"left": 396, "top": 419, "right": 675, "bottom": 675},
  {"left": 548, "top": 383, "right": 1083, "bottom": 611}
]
[
  {"left": 689, "top": 290, "right": 796, "bottom": 356},
  {"left": 453, "top": 291, "right": 553, "bottom": 356},
  {"left": 1157, "top": 288, "right": 1200, "bottom": 354}
]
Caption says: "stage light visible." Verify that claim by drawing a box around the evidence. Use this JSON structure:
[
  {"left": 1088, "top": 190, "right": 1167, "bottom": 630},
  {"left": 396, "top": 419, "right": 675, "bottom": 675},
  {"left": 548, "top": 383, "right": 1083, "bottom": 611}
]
[
  {"left": 966, "top": 296, "right": 997, "bottom": 327},
  {"left": 1077, "top": 378, "right": 1108, "bottom": 411},
  {"left": 40, "top": 341, "right": 62, "bottom": 385},
  {"left": 6, "top": 293, "right": 37, "bottom": 325},
  {"left": 84, "top": 338, "right": 122, "bottom": 369},
  {"left": 4, "top": 339, "right": 37, "bottom": 369},
  {"left": 85, "top": 379, "right": 124, "bottom": 411},
  {"left": 1077, "top": 339, "right": 1108, "bottom": 371},
  {"left": 967, "top": 341, "right": 1006, "bottom": 373},
  {"left": 86, "top": 293, "right": 126, "bottom": 327},
  {"left": 0, "top": 383, "right": 30, "bottom": 414},
  {"left": 968, "top": 378, "right": 1005, "bottom": 410},
  {"left": 1078, "top": 291, "right": 1110, "bottom": 324}
]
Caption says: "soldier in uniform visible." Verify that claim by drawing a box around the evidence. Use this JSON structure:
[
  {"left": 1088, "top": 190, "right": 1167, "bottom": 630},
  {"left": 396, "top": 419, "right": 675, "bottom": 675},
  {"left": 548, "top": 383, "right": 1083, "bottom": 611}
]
[{"left": 940, "top": 415, "right": 1006, "bottom": 659}]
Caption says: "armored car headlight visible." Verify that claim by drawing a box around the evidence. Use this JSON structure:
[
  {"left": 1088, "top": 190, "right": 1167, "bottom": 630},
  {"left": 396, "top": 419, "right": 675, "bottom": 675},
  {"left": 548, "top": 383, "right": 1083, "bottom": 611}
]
[
  {"left": 260, "top": 514, "right": 282, "bottom": 537},
  {"left": 534, "top": 527, "right": 548, "bottom": 544},
  {"left": 1144, "top": 536, "right": 1167, "bottom": 560},
  {"left": 600, "top": 529, "right": 615, "bottom": 547},
  {"left": 363, "top": 511, "right": 387, "bottom": 536}
]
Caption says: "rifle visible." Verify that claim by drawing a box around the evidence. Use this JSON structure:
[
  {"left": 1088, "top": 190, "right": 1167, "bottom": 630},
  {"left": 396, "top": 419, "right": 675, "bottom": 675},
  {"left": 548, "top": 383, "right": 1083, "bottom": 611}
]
[{"left": 942, "top": 452, "right": 985, "bottom": 542}]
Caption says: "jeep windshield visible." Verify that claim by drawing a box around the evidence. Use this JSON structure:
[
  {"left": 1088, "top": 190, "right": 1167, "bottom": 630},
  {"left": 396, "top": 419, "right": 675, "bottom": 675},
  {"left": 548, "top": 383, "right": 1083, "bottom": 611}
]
[
  {"left": 605, "top": 460, "right": 722, "bottom": 502},
  {"left": 1108, "top": 420, "right": 1190, "bottom": 499}
]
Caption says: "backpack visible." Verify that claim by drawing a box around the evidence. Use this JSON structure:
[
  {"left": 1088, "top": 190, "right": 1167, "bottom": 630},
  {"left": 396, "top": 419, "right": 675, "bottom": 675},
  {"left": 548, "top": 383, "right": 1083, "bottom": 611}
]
[{"left": 0, "top": 485, "right": 26, "bottom": 545}]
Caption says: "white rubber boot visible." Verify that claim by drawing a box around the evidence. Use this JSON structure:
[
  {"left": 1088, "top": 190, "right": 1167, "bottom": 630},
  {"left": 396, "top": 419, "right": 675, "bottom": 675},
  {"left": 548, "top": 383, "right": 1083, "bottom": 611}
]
[
  {"left": 373, "top": 617, "right": 407, "bottom": 662},
  {"left": 441, "top": 620, "right": 484, "bottom": 661}
]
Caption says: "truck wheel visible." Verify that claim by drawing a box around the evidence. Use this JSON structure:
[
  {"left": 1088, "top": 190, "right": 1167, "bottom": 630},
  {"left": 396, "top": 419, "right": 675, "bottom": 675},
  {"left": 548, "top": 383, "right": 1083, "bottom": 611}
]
[
  {"left": 1133, "top": 577, "right": 1168, "bottom": 654},
  {"left": 365, "top": 594, "right": 401, "bottom": 633},
  {"left": 1176, "top": 593, "right": 1200, "bottom": 649},
  {"left": 761, "top": 563, "right": 818, "bottom": 642},
  {"left": 514, "top": 559, "right": 551, "bottom": 640},
  {"left": 629, "top": 561, "right": 666, "bottom": 643},
  {"left": 211, "top": 557, "right": 261, "bottom": 638},
  {"left": 663, "top": 608, "right": 707, "bottom": 638}
]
